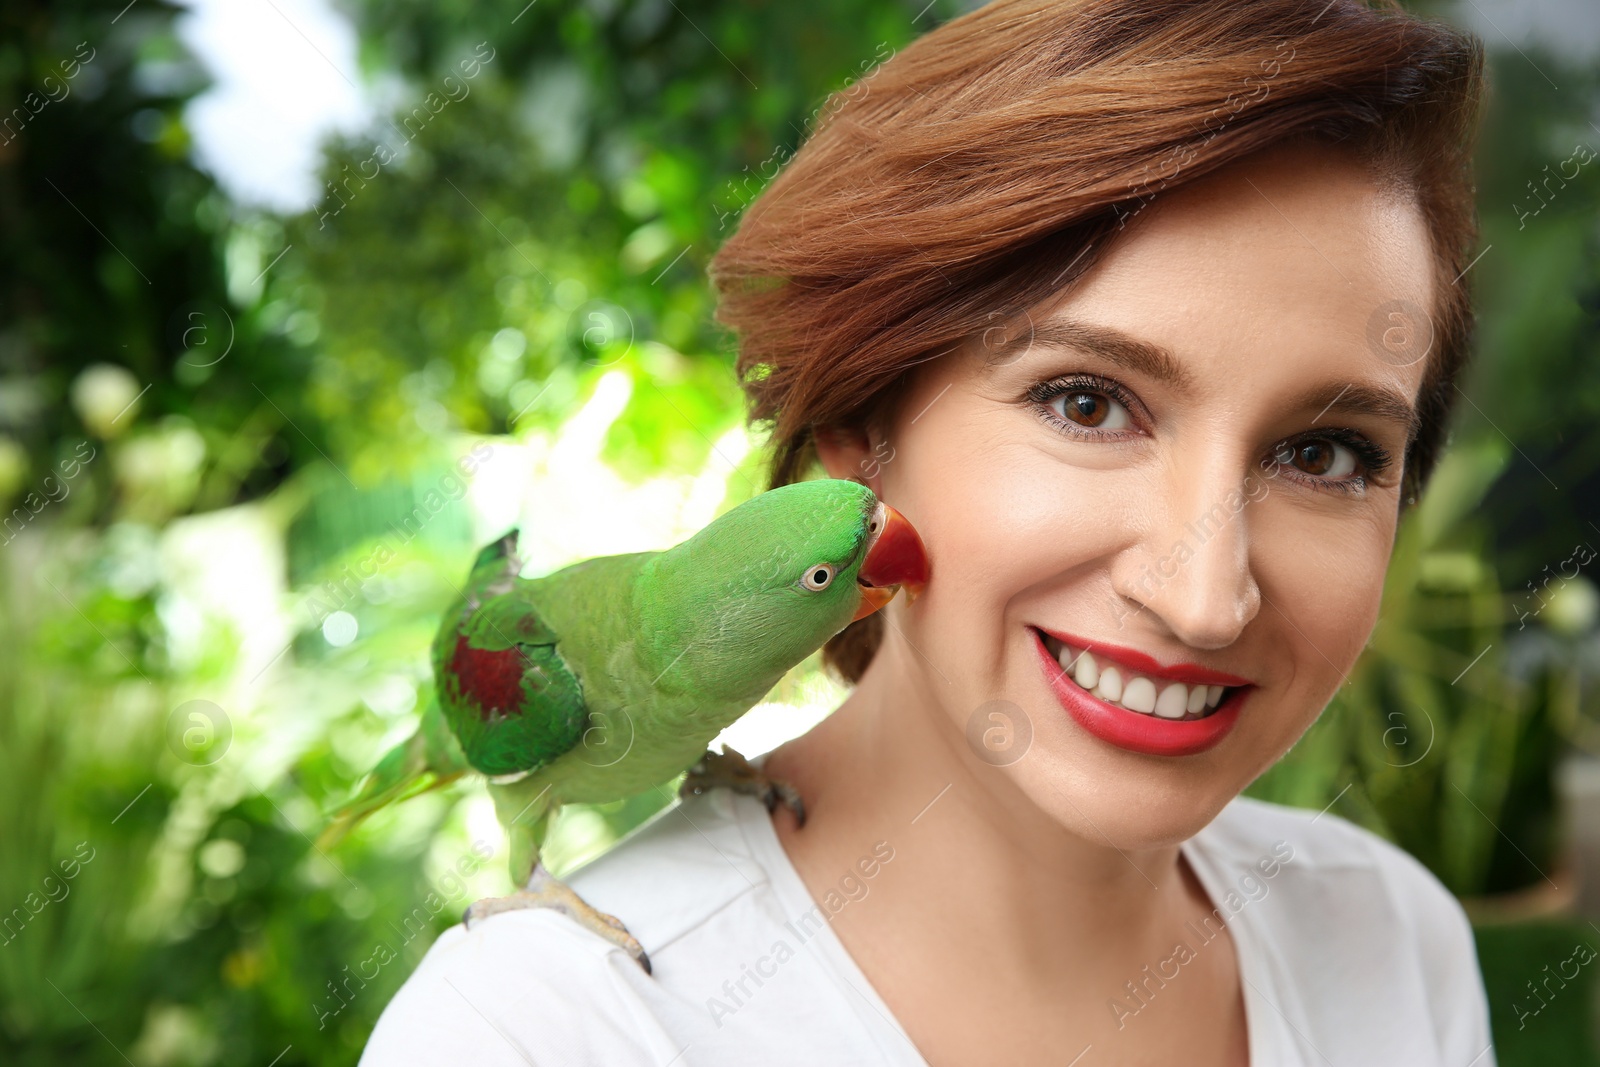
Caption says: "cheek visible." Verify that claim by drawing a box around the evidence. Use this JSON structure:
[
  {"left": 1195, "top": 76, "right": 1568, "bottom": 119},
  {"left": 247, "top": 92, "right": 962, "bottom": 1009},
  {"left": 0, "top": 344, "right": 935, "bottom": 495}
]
[
  {"left": 1254, "top": 506, "right": 1390, "bottom": 708},
  {"left": 892, "top": 405, "right": 1147, "bottom": 589},
  {"left": 886, "top": 415, "right": 1151, "bottom": 705}
]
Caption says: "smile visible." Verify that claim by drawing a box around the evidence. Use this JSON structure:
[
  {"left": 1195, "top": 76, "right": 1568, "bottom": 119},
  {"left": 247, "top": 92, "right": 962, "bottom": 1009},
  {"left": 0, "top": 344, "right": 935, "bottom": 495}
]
[{"left": 1029, "top": 626, "right": 1254, "bottom": 757}]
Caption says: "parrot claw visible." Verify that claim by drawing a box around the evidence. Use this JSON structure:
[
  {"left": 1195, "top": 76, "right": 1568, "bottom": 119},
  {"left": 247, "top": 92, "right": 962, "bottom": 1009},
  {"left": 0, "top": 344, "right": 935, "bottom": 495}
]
[
  {"left": 679, "top": 745, "right": 807, "bottom": 829},
  {"left": 463, "top": 862, "right": 653, "bottom": 975},
  {"left": 763, "top": 780, "right": 807, "bottom": 828}
]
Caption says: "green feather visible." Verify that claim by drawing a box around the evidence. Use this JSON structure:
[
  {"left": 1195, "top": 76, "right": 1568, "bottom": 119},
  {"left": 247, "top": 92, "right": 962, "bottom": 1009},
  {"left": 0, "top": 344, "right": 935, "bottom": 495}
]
[
  {"left": 314, "top": 698, "right": 469, "bottom": 851},
  {"left": 322, "top": 477, "right": 880, "bottom": 880}
]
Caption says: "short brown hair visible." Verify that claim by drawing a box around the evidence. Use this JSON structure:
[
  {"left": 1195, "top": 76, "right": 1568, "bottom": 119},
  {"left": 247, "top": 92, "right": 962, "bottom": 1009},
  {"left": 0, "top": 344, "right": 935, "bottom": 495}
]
[{"left": 708, "top": 0, "right": 1484, "bottom": 684}]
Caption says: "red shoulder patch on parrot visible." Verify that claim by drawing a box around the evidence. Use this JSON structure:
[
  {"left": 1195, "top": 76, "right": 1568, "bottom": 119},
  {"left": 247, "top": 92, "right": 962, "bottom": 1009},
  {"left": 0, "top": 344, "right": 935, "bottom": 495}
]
[{"left": 448, "top": 633, "right": 527, "bottom": 719}]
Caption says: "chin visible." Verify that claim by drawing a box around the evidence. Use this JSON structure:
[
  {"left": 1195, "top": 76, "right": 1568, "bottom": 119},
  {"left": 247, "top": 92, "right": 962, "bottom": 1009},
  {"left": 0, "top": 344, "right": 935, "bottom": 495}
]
[{"left": 1017, "top": 749, "right": 1244, "bottom": 852}]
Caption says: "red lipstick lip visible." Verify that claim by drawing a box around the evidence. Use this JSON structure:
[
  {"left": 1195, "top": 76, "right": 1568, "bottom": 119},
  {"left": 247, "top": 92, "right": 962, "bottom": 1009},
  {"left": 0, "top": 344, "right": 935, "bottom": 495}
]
[
  {"left": 1032, "top": 628, "right": 1249, "bottom": 757},
  {"left": 1032, "top": 625, "right": 1253, "bottom": 688}
]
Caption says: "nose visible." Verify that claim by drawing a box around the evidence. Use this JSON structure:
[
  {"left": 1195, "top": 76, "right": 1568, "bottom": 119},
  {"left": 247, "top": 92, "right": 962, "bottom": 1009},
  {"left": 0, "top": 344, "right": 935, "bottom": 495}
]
[{"left": 1110, "top": 458, "right": 1262, "bottom": 648}]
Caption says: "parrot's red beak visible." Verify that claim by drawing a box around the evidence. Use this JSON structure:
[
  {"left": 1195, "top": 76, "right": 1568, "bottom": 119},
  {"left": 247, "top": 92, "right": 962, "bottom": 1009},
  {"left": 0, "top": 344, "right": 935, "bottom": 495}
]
[{"left": 853, "top": 500, "right": 931, "bottom": 621}]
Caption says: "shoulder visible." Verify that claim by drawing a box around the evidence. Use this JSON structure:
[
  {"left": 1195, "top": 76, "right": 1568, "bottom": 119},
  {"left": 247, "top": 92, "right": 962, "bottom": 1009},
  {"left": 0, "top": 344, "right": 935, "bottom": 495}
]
[
  {"left": 1194, "top": 795, "right": 1492, "bottom": 1061},
  {"left": 359, "top": 789, "right": 765, "bottom": 1066},
  {"left": 561, "top": 786, "right": 768, "bottom": 952},
  {"left": 358, "top": 906, "right": 674, "bottom": 1066}
]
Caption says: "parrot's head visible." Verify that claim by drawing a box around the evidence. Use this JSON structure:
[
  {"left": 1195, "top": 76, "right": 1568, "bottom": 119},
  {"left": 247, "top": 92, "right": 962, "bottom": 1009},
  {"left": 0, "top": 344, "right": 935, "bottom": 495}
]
[{"left": 643, "top": 478, "right": 930, "bottom": 694}]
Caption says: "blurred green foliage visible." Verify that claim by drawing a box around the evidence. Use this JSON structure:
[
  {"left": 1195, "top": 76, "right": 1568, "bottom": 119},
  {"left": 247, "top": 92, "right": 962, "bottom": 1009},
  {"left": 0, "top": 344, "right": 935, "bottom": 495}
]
[
  {"left": 1476, "top": 919, "right": 1600, "bottom": 1067},
  {"left": 1, "top": 0, "right": 1597, "bottom": 1064}
]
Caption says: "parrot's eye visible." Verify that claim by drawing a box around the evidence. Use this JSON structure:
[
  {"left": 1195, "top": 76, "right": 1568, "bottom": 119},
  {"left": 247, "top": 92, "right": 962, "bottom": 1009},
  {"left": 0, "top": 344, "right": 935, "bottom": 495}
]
[{"left": 800, "top": 564, "right": 836, "bottom": 591}]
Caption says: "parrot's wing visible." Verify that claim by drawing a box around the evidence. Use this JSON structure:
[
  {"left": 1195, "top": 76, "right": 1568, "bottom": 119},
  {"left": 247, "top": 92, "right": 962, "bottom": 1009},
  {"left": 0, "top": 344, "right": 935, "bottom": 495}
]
[{"left": 435, "top": 587, "right": 589, "bottom": 779}]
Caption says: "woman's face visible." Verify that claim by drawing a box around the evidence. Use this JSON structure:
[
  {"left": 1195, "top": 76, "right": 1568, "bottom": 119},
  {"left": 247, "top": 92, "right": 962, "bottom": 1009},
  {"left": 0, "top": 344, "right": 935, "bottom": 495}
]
[{"left": 826, "top": 143, "right": 1436, "bottom": 850}]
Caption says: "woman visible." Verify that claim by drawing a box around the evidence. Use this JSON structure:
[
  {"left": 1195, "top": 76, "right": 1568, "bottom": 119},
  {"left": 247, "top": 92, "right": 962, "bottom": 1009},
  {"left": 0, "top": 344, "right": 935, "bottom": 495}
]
[{"left": 362, "top": 0, "right": 1493, "bottom": 1063}]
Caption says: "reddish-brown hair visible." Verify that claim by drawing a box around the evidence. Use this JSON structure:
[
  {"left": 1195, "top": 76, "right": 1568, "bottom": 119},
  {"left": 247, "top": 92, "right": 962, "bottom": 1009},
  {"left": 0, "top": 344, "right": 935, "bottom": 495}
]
[{"left": 708, "top": 0, "right": 1484, "bottom": 684}]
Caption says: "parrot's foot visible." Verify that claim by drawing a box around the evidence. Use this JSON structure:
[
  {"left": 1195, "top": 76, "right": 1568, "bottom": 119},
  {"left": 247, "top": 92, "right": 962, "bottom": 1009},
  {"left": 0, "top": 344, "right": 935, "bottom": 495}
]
[
  {"left": 463, "top": 861, "right": 652, "bottom": 975},
  {"left": 679, "top": 745, "right": 806, "bottom": 828}
]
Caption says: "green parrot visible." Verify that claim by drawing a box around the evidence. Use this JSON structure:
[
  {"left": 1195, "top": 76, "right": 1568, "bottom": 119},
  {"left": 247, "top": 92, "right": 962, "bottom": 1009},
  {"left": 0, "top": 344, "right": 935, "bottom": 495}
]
[{"left": 317, "top": 477, "right": 930, "bottom": 973}]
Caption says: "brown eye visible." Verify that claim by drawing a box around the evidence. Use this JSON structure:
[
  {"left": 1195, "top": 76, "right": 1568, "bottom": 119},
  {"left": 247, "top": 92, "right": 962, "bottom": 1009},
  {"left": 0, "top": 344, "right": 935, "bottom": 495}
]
[
  {"left": 1067, "top": 393, "right": 1106, "bottom": 426},
  {"left": 1049, "top": 390, "right": 1132, "bottom": 431},
  {"left": 1028, "top": 374, "right": 1140, "bottom": 439},
  {"left": 1295, "top": 441, "right": 1332, "bottom": 475},
  {"left": 1278, "top": 439, "right": 1356, "bottom": 479}
]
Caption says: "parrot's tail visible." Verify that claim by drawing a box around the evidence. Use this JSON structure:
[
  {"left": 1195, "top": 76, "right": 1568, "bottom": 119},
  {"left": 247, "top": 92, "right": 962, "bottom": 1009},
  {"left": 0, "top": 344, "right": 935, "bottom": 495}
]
[{"left": 315, "top": 697, "right": 472, "bottom": 851}]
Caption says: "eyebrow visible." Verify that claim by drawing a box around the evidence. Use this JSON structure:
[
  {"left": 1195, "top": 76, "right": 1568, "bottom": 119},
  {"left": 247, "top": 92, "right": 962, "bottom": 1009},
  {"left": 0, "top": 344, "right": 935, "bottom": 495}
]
[
  {"left": 987, "top": 318, "right": 1421, "bottom": 445},
  {"left": 986, "top": 319, "right": 1195, "bottom": 393},
  {"left": 1291, "top": 381, "right": 1422, "bottom": 445}
]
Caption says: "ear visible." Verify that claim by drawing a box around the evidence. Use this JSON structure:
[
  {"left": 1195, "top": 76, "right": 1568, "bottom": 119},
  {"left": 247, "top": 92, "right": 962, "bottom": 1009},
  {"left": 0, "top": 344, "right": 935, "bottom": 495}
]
[{"left": 814, "top": 423, "right": 882, "bottom": 495}]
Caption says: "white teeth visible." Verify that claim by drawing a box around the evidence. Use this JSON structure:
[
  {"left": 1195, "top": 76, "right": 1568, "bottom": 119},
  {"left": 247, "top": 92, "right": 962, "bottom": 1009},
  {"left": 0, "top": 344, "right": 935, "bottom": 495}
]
[
  {"left": 1073, "top": 648, "right": 1099, "bottom": 690},
  {"left": 1121, "top": 676, "right": 1157, "bottom": 714},
  {"left": 1094, "top": 665, "right": 1123, "bottom": 703},
  {"left": 1154, "top": 683, "right": 1189, "bottom": 719},
  {"left": 1042, "top": 631, "right": 1233, "bottom": 720}
]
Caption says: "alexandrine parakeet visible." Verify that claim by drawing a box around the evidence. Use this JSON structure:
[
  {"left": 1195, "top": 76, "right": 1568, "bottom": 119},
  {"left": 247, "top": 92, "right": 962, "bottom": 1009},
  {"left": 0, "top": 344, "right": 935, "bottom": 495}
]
[{"left": 318, "top": 477, "right": 930, "bottom": 972}]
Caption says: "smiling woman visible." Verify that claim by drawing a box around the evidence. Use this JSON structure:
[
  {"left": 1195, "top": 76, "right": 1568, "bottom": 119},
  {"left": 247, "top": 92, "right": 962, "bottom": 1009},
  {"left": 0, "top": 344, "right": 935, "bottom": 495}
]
[{"left": 360, "top": 1, "right": 1492, "bottom": 1065}]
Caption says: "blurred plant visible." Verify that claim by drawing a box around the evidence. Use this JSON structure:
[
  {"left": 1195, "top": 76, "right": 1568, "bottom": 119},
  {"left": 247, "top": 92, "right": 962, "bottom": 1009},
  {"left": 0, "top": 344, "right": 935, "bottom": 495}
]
[{"left": 0, "top": 0, "right": 334, "bottom": 525}]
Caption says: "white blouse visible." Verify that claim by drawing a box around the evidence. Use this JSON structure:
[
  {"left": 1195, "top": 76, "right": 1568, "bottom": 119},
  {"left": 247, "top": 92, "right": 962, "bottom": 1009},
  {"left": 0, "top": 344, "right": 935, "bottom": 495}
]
[{"left": 361, "top": 783, "right": 1495, "bottom": 1065}]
